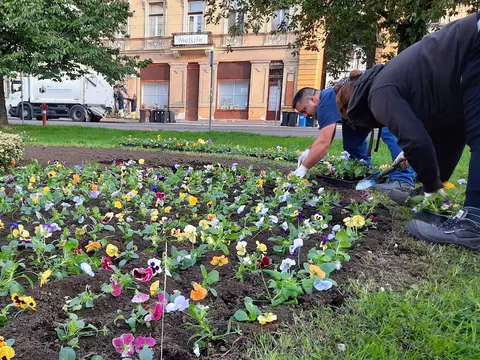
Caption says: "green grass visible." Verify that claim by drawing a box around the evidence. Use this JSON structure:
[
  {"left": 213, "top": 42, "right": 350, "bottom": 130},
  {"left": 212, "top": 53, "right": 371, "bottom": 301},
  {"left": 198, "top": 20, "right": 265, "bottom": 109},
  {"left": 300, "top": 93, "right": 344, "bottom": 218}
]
[
  {"left": 249, "top": 225, "right": 480, "bottom": 360},
  {"left": 4, "top": 123, "right": 479, "bottom": 359},
  {"left": 4, "top": 124, "right": 471, "bottom": 181}
]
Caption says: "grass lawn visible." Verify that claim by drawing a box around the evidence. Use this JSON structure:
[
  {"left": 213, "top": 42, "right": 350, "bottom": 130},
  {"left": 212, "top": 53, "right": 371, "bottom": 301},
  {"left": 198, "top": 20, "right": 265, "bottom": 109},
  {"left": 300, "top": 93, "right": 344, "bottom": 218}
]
[{"left": 5, "top": 123, "right": 479, "bottom": 359}]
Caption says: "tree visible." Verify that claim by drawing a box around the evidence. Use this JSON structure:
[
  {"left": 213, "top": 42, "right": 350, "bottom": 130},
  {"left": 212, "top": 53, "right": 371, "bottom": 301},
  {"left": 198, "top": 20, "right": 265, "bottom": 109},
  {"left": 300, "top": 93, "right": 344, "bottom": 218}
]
[
  {"left": 205, "top": 0, "right": 480, "bottom": 77},
  {"left": 0, "top": 0, "right": 150, "bottom": 125}
]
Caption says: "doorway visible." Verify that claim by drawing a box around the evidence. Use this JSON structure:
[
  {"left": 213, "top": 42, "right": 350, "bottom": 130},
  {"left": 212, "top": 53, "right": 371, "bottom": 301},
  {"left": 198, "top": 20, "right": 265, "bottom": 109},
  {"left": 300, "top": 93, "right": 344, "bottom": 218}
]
[
  {"left": 186, "top": 63, "right": 199, "bottom": 120},
  {"left": 266, "top": 61, "right": 284, "bottom": 121}
]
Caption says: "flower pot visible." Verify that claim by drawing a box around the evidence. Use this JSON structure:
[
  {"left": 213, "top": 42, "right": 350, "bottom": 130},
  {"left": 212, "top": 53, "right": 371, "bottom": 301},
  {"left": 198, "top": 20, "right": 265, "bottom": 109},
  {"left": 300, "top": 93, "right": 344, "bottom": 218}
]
[
  {"left": 414, "top": 210, "right": 450, "bottom": 226},
  {"left": 316, "top": 174, "right": 359, "bottom": 189}
]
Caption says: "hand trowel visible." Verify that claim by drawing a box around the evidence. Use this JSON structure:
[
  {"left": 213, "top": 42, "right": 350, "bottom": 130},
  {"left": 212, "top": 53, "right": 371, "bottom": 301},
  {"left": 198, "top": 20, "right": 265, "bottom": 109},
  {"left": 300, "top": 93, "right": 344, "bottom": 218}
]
[{"left": 355, "top": 164, "right": 401, "bottom": 191}]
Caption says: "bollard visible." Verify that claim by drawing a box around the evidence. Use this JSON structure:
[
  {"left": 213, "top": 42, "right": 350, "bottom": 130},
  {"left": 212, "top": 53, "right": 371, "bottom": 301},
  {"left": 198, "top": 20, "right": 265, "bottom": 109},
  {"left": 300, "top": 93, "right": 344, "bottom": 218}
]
[{"left": 40, "top": 103, "right": 48, "bottom": 127}]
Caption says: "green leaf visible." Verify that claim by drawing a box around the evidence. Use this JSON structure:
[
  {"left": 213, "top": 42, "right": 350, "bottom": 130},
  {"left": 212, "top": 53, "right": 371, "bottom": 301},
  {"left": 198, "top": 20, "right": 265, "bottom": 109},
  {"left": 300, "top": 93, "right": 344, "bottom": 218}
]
[
  {"left": 319, "top": 263, "right": 338, "bottom": 275},
  {"left": 233, "top": 310, "right": 249, "bottom": 322},
  {"left": 90, "top": 356, "right": 104, "bottom": 360},
  {"left": 200, "top": 264, "right": 208, "bottom": 279},
  {"left": 59, "top": 347, "right": 76, "bottom": 360},
  {"left": 209, "top": 287, "right": 218, "bottom": 297},
  {"left": 9, "top": 281, "right": 24, "bottom": 294},
  {"left": 207, "top": 270, "right": 219, "bottom": 284},
  {"left": 138, "top": 348, "right": 154, "bottom": 360},
  {"left": 103, "top": 225, "right": 115, "bottom": 232}
]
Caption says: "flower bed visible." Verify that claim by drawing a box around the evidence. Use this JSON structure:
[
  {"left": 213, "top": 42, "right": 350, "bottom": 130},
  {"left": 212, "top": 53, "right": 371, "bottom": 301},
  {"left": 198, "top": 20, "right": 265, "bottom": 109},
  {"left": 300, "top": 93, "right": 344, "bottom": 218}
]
[
  {"left": 121, "top": 137, "right": 378, "bottom": 183},
  {"left": 0, "top": 159, "right": 377, "bottom": 359}
]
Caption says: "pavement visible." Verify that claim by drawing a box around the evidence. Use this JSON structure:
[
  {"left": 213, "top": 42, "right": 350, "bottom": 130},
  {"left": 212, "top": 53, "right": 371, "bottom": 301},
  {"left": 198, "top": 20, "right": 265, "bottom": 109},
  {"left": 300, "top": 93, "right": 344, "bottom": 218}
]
[{"left": 8, "top": 117, "right": 333, "bottom": 138}]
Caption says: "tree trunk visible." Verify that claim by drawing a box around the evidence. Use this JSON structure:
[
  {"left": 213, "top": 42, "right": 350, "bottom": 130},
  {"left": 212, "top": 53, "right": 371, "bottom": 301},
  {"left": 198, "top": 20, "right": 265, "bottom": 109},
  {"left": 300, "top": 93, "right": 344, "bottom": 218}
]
[{"left": 0, "top": 79, "right": 9, "bottom": 126}]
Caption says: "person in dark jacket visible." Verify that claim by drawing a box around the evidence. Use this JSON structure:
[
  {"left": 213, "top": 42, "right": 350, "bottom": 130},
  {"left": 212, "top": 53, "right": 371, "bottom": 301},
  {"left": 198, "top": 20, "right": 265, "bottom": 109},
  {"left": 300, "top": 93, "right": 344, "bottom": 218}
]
[{"left": 334, "top": 12, "right": 480, "bottom": 250}]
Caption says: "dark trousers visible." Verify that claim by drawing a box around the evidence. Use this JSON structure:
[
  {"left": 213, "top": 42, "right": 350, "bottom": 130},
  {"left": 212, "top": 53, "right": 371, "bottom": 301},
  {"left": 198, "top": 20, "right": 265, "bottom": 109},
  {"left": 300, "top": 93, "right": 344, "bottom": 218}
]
[{"left": 462, "top": 24, "right": 480, "bottom": 207}]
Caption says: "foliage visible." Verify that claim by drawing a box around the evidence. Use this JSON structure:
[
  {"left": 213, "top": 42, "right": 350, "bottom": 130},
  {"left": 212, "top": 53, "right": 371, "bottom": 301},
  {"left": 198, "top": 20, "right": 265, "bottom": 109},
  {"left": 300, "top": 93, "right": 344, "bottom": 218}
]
[
  {"left": 0, "top": 132, "right": 23, "bottom": 171},
  {"left": 0, "top": 0, "right": 151, "bottom": 125},
  {"left": 205, "top": 0, "right": 480, "bottom": 76},
  {"left": 317, "top": 154, "right": 378, "bottom": 180}
]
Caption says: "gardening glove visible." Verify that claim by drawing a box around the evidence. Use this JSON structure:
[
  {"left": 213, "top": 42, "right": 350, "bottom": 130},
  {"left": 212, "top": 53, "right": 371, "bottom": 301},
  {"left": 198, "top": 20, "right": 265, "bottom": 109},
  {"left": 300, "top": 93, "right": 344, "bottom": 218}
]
[
  {"left": 297, "top": 149, "right": 311, "bottom": 167},
  {"left": 423, "top": 188, "right": 447, "bottom": 204},
  {"left": 392, "top": 151, "right": 410, "bottom": 170},
  {"left": 292, "top": 165, "right": 308, "bottom": 178}
]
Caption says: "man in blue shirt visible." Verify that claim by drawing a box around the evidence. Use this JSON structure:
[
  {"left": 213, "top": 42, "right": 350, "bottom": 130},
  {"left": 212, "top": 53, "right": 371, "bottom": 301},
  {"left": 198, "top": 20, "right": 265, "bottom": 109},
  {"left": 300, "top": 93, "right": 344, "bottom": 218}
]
[{"left": 291, "top": 85, "right": 415, "bottom": 191}]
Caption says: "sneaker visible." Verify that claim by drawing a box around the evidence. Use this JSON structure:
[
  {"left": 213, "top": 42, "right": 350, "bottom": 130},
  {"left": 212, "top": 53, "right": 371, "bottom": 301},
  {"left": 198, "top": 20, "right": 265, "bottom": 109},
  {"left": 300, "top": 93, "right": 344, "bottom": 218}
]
[
  {"left": 372, "top": 180, "right": 415, "bottom": 192},
  {"left": 407, "top": 210, "right": 480, "bottom": 250},
  {"left": 388, "top": 186, "right": 424, "bottom": 207}
]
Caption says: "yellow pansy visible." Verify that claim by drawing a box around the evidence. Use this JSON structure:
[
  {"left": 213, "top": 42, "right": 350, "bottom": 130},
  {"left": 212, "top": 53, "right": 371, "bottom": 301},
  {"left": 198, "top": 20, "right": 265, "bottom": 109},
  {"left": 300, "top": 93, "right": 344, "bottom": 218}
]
[
  {"left": 29, "top": 176, "right": 36, "bottom": 183},
  {"left": 256, "top": 241, "right": 267, "bottom": 254},
  {"left": 188, "top": 195, "right": 198, "bottom": 206},
  {"left": 106, "top": 244, "right": 120, "bottom": 258},
  {"left": 12, "top": 225, "right": 29, "bottom": 239},
  {"left": 179, "top": 192, "right": 187, "bottom": 201},
  {"left": 40, "top": 269, "right": 53, "bottom": 287},
  {"left": 443, "top": 181, "right": 455, "bottom": 189},
  {"left": 138, "top": 158, "right": 145, "bottom": 165},
  {"left": 150, "top": 280, "right": 160, "bottom": 296},
  {"left": 256, "top": 179, "right": 264, "bottom": 187},
  {"left": 164, "top": 206, "right": 172, "bottom": 214},
  {"left": 352, "top": 215, "right": 365, "bottom": 227},
  {"left": 114, "top": 201, "right": 122, "bottom": 209},
  {"left": 258, "top": 312, "right": 277, "bottom": 325}
]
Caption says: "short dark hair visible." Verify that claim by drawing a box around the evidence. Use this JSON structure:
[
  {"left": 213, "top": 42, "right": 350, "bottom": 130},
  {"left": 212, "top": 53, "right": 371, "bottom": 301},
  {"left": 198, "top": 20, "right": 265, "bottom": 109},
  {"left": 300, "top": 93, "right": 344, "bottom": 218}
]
[{"left": 292, "top": 87, "right": 316, "bottom": 109}]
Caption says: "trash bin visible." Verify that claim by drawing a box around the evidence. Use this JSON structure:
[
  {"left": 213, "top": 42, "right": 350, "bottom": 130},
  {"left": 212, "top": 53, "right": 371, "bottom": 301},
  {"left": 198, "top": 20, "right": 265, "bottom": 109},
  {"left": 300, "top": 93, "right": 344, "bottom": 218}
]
[
  {"left": 149, "top": 110, "right": 157, "bottom": 122},
  {"left": 306, "top": 115, "right": 315, "bottom": 127},
  {"left": 298, "top": 114, "right": 307, "bottom": 127},
  {"left": 139, "top": 109, "right": 147, "bottom": 123},
  {"left": 157, "top": 110, "right": 166, "bottom": 123},
  {"left": 288, "top": 112, "right": 298, "bottom": 127},
  {"left": 281, "top": 111, "right": 289, "bottom": 126},
  {"left": 168, "top": 110, "right": 176, "bottom": 123}
]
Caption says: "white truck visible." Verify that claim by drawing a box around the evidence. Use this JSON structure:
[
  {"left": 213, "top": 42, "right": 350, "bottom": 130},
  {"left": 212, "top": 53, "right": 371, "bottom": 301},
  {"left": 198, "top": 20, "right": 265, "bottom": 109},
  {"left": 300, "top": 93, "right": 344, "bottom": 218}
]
[{"left": 8, "top": 73, "right": 114, "bottom": 122}]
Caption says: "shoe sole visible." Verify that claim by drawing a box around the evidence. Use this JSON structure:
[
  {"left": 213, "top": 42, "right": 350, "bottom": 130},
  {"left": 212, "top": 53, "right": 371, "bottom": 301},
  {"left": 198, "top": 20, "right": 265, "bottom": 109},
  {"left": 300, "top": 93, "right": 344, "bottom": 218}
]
[{"left": 407, "top": 222, "right": 480, "bottom": 251}]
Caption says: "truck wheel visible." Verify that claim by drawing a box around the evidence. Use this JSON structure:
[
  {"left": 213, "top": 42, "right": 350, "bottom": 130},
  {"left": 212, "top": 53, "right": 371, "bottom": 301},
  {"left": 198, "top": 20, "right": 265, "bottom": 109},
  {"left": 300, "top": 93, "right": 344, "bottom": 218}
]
[
  {"left": 70, "top": 105, "right": 86, "bottom": 122},
  {"left": 18, "top": 103, "right": 32, "bottom": 120}
]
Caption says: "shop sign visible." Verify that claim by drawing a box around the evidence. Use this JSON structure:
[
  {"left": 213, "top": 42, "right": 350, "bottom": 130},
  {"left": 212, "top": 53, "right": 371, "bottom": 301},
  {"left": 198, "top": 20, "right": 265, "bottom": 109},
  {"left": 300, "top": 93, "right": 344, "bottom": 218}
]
[{"left": 173, "top": 33, "right": 209, "bottom": 46}]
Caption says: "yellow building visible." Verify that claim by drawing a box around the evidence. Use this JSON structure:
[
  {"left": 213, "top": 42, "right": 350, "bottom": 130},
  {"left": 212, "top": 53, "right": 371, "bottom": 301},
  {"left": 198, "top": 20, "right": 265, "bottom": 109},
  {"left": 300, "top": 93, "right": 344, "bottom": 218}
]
[{"left": 115, "top": 1, "right": 319, "bottom": 121}]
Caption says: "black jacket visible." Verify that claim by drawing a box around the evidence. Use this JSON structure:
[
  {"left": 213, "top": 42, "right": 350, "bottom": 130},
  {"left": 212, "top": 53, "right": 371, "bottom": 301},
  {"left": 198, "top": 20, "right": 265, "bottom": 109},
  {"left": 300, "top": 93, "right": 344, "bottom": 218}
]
[{"left": 347, "top": 13, "right": 479, "bottom": 192}]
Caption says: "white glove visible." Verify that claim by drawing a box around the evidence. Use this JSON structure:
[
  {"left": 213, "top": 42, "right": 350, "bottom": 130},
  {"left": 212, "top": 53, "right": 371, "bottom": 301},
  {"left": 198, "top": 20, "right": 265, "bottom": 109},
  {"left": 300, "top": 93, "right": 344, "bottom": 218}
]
[
  {"left": 297, "top": 149, "right": 311, "bottom": 168},
  {"left": 392, "top": 151, "right": 410, "bottom": 169},
  {"left": 423, "top": 188, "right": 447, "bottom": 204},
  {"left": 292, "top": 165, "right": 308, "bottom": 178}
]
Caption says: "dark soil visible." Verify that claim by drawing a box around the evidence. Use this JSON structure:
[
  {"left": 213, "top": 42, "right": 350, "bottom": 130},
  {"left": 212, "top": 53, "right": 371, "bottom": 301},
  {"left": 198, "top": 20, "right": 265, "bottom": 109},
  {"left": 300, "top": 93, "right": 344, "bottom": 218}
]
[{"left": 1, "top": 146, "right": 428, "bottom": 360}]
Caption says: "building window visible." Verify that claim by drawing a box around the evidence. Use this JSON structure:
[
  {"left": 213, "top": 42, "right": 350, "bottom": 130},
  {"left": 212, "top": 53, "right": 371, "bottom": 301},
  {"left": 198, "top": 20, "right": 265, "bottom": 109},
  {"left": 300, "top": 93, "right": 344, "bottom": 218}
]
[
  {"left": 272, "top": 8, "right": 289, "bottom": 31},
  {"left": 228, "top": 1, "right": 244, "bottom": 33},
  {"left": 188, "top": 1, "right": 204, "bottom": 33},
  {"left": 149, "top": 2, "right": 164, "bottom": 37},
  {"left": 218, "top": 81, "right": 248, "bottom": 110},
  {"left": 142, "top": 82, "right": 168, "bottom": 108}
]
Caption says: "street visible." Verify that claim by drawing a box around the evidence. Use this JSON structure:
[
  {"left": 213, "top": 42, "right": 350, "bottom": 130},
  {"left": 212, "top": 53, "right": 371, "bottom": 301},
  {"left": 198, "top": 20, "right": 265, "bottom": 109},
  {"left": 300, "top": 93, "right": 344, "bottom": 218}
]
[{"left": 8, "top": 117, "right": 335, "bottom": 138}]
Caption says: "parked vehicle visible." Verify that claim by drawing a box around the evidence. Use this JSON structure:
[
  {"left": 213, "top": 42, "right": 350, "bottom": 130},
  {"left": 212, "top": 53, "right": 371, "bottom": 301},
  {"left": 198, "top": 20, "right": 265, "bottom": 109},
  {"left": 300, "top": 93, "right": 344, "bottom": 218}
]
[{"left": 8, "top": 73, "right": 114, "bottom": 122}]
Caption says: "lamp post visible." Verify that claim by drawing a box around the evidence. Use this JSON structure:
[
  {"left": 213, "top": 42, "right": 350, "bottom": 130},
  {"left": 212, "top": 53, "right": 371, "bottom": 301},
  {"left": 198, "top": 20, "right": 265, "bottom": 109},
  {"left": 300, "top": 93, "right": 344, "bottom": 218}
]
[{"left": 208, "top": 48, "right": 214, "bottom": 132}]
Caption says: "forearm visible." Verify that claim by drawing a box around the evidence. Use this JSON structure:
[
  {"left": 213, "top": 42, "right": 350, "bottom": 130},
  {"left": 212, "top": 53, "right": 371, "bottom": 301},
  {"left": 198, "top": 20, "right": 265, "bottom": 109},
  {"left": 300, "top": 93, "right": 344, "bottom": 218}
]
[{"left": 302, "top": 142, "right": 329, "bottom": 169}]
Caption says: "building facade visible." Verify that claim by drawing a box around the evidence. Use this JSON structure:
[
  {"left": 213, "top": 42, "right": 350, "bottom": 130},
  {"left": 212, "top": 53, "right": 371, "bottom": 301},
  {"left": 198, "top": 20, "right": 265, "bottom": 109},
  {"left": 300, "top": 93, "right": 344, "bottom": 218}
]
[{"left": 115, "top": 0, "right": 315, "bottom": 121}]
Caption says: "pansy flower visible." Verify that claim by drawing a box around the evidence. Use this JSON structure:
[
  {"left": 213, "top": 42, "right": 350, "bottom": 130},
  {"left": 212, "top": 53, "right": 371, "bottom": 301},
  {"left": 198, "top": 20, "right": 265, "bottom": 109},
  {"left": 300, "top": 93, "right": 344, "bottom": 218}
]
[
  {"left": 166, "top": 295, "right": 190, "bottom": 313},
  {"left": 236, "top": 241, "right": 247, "bottom": 256},
  {"left": 133, "top": 267, "right": 153, "bottom": 282},
  {"left": 289, "top": 238, "right": 303, "bottom": 255},
  {"left": 134, "top": 336, "right": 155, "bottom": 353},
  {"left": 258, "top": 312, "right": 277, "bottom": 325},
  {"left": 112, "top": 333, "right": 135, "bottom": 357},
  {"left": 148, "top": 258, "right": 162, "bottom": 275},
  {"left": 102, "top": 256, "right": 114, "bottom": 271},
  {"left": 279, "top": 258, "right": 296, "bottom": 273},
  {"left": 145, "top": 293, "right": 167, "bottom": 321},
  {"left": 257, "top": 256, "right": 271, "bottom": 269},
  {"left": 210, "top": 255, "right": 228, "bottom": 267},
  {"left": 190, "top": 282, "right": 207, "bottom": 301}
]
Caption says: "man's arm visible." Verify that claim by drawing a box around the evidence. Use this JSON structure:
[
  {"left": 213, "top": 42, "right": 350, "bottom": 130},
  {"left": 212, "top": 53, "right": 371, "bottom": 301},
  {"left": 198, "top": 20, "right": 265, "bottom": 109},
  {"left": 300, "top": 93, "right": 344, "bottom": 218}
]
[{"left": 301, "top": 123, "right": 336, "bottom": 168}]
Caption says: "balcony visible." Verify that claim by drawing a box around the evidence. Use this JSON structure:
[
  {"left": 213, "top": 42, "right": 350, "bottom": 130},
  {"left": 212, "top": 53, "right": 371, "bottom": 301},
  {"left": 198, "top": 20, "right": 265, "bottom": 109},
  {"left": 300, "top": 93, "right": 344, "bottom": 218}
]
[
  {"left": 144, "top": 37, "right": 169, "bottom": 50},
  {"left": 264, "top": 33, "right": 296, "bottom": 46},
  {"left": 222, "top": 35, "right": 245, "bottom": 47}
]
